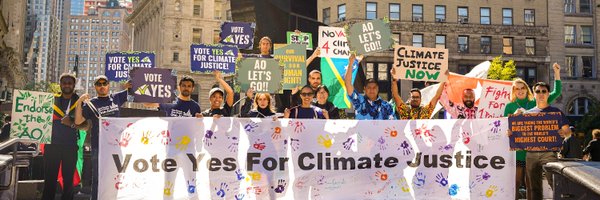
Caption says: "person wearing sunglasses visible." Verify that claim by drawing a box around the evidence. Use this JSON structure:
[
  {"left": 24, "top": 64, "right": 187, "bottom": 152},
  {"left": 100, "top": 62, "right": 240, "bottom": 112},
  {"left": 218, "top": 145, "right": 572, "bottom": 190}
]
[
  {"left": 284, "top": 85, "right": 328, "bottom": 119},
  {"left": 74, "top": 75, "right": 131, "bottom": 200},
  {"left": 503, "top": 63, "right": 562, "bottom": 199},
  {"left": 520, "top": 81, "right": 571, "bottom": 200},
  {"left": 345, "top": 54, "right": 394, "bottom": 120},
  {"left": 391, "top": 68, "right": 447, "bottom": 120}
]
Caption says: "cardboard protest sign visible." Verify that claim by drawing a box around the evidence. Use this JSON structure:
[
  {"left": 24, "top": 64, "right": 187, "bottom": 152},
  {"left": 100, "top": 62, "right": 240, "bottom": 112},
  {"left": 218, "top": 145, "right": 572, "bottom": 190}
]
[
  {"left": 477, "top": 81, "right": 512, "bottom": 118},
  {"left": 219, "top": 22, "right": 254, "bottom": 50},
  {"left": 287, "top": 31, "right": 313, "bottom": 50},
  {"left": 509, "top": 112, "right": 564, "bottom": 151},
  {"left": 274, "top": 43, "right": 306, "bottom": 89},
  {"left": 393, "top": 45, "right": 448, "bottom": 82},
  {"left": 190, "top": 44, "right": 238, "bottom": 74},
  {"left": 236, "top": 58, "right": 284, "bottom": 93},
  {"left": 105, "top": 52, "right": 155, "bottom": 82},
  {"left": 318, "top": 26, "right": 350, "bottom": 58},
  {"left": 347, "top": 19, "right": 393, "bottom": 55},
  {"left": 10, "top": 90, "right": 54, "bottom": 143},
  {"left": 130, "top": 68, "right": 177, "bottom": 103}
]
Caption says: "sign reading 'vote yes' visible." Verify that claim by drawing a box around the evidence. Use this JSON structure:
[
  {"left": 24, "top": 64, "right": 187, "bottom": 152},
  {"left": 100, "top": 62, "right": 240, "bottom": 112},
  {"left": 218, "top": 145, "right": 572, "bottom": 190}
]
[
  {"left": 219, "top": 22, "right": 254, "bottom": 50},
  {"left": 236, "top": 58, "right": 284, "bottom": 93},
  {"left": 105, "top": 52, "right": 155, "bottom": 82},
  {"left": 130, "top": 68, "right": 177, "bottom": 103}
]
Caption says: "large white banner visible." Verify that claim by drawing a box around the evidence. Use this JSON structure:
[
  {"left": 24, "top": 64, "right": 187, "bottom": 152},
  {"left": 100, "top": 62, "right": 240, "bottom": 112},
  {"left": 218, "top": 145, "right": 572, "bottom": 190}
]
[{"left": 100, "top": 118, "right": 514, "bottom": 199}]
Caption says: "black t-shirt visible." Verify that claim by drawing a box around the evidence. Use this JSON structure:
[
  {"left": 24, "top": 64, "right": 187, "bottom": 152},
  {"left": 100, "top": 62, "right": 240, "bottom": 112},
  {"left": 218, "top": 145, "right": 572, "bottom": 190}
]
[
  {"left": 82, "top": 90, "right": 128, "bottom": 149},
  {"left": 202, "top": 103, "right": 232, "bottom": 117},
  {"left": 314, "top": 101, "right": 340, "bottom": 119},
  {"left": 583, "top": 139, "right": 600, "bottom": 161},
  {"left": 52, "top": 94, "right": 80, "bottom": 145},
  {"left": 289, "top": 106, "right": 325, "bottom": 119},
  {"left": 159, "top": 98, "right": 202, "bottom": 117}
]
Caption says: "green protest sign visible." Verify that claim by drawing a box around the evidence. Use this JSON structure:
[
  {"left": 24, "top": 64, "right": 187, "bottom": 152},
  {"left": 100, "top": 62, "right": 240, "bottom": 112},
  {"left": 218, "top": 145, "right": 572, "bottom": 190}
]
[
  {"left": 287, "top": 31, "right": 313, "bottom": 50},
  {"left": 274, "top": 43, "right": 306, "bottom": 89},
  {"left": 236, "top": 58, "right": 284, "bottom": 93},
  {"left": 10, "top": 90, "right": 54, "bottom": 143},
  {"left": 347, "top": 19, "right": 393, "bottom": 55}
]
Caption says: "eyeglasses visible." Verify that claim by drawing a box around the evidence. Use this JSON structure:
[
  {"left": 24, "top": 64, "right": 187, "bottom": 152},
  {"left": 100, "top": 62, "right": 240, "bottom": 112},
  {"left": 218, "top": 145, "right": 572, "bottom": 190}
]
[
  {"left": 300, "top": 92, "right": 314, "bottom": 97},
  {"left": 95, "top": 82, "right": 108, "bottom": 86},
  {"left": 410, "top": 96, "right": 421, "bottom": 100},
  {"left": 534, "top": 90, "right": 548, "bottom": 94}
]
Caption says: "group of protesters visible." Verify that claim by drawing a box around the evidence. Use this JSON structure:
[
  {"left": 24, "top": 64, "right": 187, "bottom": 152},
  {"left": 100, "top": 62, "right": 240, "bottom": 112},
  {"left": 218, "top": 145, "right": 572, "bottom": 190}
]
[{"left": 1, "top": 35, "right": 592, "bottom": 200}]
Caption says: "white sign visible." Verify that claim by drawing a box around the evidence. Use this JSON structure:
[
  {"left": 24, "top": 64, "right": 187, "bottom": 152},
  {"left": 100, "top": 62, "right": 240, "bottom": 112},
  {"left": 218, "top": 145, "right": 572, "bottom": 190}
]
[
  {"left": 318, "top": 26, "right": 351, "bottom": 58},
  {"left": 10, "top": 90, "right": 54, "bottom": 143}
]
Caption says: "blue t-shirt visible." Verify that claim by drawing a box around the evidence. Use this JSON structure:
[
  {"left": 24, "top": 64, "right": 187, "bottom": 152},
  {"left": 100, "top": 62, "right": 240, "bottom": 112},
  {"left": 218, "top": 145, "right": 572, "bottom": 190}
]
[
  {"left": 52, "top": 94, "right": 80, "bottom": 145},
  {"left": 289, "top": 106, "right": 325, "bottom": 119},
  {"left": 159, "top": 98, "right": 201, "bottom": 117},
  {"left": 525, "top": 106, "right": 570, "bottom": 127},
  {"left": 349, "top": 91, "right": 395, "bottom": 120},
  {"left": 82, "top": 90, "right": 128, "bottom": 149}
]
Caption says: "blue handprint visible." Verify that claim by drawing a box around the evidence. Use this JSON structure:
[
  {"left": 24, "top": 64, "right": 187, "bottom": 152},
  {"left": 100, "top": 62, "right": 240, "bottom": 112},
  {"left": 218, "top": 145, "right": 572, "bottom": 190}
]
[
  {"left": 187, "top": 179, "right": 196, "bottom": 194},
  {"left": 234, "top": 193, "right": 245, "bottom": 200},
  {"left": 235, "top": 169, "right": 245, "bottom": 181},
  {"left": 435, "top": 173, "right": 448, "bottom": 187},
  {"left": 215, "top": 182, "right": 229, "bottom": 198},
  {"left": 413, "top": 172, "right": 426, "bottom": 187},
  {"left": 342, "top": 137, "right": 355, "bottom": 150},
  {"left": 448, "top": 184, "right": 459, "bottom": 196},
  {"left": 244, "top": 122, "right": 259, "bottom": 133}
]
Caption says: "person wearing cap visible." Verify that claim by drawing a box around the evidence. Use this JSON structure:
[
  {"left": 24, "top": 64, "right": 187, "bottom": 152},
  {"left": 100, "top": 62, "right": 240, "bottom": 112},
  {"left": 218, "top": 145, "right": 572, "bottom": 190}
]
[
  {"left": 202, "top": 71, "right": 234, "bottom": 117},
  {"left": 74, "top": 75, "right": 130, "bottom": 200},
  {"left": 344, "top": 54, "right": 394, "bottom": 120},
  {"left": 43, "top": 73, "right": 81, "bottom": 200},
  {"left": 144, "top": 76, "right": 202, "bottom": 117}
]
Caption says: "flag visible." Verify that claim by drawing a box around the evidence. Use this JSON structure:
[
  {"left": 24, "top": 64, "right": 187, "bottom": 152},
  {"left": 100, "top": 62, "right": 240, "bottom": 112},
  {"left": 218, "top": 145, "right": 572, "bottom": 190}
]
[
  {"left": 57, "top": 130, "right": 86, "bottom": 188},
  {"left": 321, "top": 57, "right": 358, "bottom": 109}
]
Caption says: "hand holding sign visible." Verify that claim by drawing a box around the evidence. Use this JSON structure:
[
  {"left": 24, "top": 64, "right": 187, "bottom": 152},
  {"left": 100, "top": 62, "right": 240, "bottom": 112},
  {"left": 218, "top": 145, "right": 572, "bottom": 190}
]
[
  {"left": 347, "top": 19, "right": 393, "bottom": 55},
  {"left": 393, "top": 45, "right": 448, "bottom": 82}
]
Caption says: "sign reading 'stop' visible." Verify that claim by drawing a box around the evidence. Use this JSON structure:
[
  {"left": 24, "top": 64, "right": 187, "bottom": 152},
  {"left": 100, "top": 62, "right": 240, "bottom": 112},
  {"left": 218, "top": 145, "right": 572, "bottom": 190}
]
[{"left": 105, "top": 52, "right": 155, "bottom": 82}]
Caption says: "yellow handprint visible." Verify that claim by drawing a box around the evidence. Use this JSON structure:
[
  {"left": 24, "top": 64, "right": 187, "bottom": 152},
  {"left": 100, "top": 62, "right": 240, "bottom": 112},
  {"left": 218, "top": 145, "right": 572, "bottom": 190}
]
[
  {"left": 164, "top": 181, "right": 173, "bottom": 196},
  {"left": 245, "top": 171, "right": 262, "bottom": 182},
  {"left": 141, "top": 131, "right": 151, "bottom": 145},
  {"left": 317, "top": 134, "right": 333, "bottom": 148},
  {"left": 397, "top": 178, "right": 410, "bottom": 193},
  {"left": 485, "top": 185, "right": 498, "bottom": 198},
  {"left": 175, "top": 135, "right": 191, "bottom": 151}
]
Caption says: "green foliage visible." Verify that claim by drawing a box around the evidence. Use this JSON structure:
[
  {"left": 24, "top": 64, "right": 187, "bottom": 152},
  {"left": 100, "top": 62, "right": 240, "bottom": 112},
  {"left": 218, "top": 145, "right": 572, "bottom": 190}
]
[
  {"left": 574, "top": 103, "right": 600, "bottom": 143},
  {"left": 23, "top": 81, "right": 61, "bottom": 94},
  {"left": 487, "top": 56, "right": 517, "bottom": 81}
]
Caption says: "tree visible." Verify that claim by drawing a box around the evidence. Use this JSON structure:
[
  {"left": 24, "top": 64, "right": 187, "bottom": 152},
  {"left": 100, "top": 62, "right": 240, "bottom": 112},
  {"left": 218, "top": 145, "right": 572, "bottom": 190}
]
[
  {"left": 23, "top": 81, "right": 61, "bottom": 94},
  {"left": 574, "top": 103, "right": 600, "bottom": 144},
  {"left": 487, "top": 56, "right": 517, "bottom": 81}
]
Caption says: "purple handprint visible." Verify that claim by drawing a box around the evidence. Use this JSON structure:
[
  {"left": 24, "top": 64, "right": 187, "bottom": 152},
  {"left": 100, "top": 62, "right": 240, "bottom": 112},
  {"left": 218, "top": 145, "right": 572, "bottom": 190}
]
[
  {"left": 376, "top": 136, "right": 388, "bottom": 150},
  {"left": 475, "top": 172, "right": 491, "bottom": 183},
  {"left": 244, "top": 122, "right": 259, "bottom": 133},
  {"left": 215, "top": 182, "right": 229, "bottom": 198},
  {"left": 435, "top": 173, "right": 448, "bottom": 187},
  {"left": 398, "top": 140, "right": 413, "bottom": 155},
  {"left": 290, "top": 138, "right": 300, "bottom": 151},
  {"left": 234, "top": 193, "right": 245, "bottom": 200},
  {"left": 413, "top": 172, "right": 426, "bottom": 187},
  {"left": 271, "top": 179, "right": 287, "bottom": 193},
  {"left": 204, "top": 130, "right": 216, "bottom": 146},
  {"left": 438, "top": 144, "right": 453, "bottom": 152},
  {"left": 342, "top": 137, "right": 355, "bottom": 150},
  {"left": 228, "top": 136, "right": 239, "bottom": 152},
  {"left": 235, "top": 169, "right": 245, "bottom": 181}
]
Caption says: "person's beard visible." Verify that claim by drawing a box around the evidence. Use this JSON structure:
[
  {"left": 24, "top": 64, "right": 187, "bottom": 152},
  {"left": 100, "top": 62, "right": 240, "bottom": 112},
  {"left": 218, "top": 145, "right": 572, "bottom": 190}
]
[
  {"left": 181, "top": 90, "right": 191, "bottom": 97},
  {"left": 464, "top": 100, "right": 474, "bottom": 108},
  {"left": 61, "top": 87, "right": 73, "bottom": 95}
]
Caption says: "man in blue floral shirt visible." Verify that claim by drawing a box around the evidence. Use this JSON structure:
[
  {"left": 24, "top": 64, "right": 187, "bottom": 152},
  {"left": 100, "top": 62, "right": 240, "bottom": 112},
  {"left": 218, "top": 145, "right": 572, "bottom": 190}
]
[{"left": 344, "top": 54, "right": 394, "bottom": 120}]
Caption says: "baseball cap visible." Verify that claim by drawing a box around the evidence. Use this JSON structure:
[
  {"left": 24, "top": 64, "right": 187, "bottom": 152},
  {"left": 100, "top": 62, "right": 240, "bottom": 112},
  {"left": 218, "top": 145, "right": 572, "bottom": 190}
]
[
  {"left": 94, "top": 75, "right": 108, "bottom": 84},
  {"left": 209, "top": 87, "right": 224, "bottom": 97}
]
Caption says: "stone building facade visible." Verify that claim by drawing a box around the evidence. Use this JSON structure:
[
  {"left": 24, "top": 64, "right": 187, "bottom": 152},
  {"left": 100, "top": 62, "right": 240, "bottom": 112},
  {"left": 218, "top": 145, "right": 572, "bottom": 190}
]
[
  {"left": 318, "top": 0, "right": 552, "bottom": 102},
  {"left": 126, "top": 0, "right": 231, "bottom": 103},
  {"left": 0, "top": 0, "right": 27, "bottom": 100}
]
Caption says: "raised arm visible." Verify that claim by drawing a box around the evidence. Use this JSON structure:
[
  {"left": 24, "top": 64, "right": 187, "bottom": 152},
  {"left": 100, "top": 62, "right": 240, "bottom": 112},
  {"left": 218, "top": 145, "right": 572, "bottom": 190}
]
[
  {"left": 390, "top": 67, "right": 404, "bottom": 107},
  {"left": 344, "top": 54, "right": 356, "bottom": 95},
  {"left": 306, "top": 47, "right": 320, "bottom": 66},
  {"left": 428, "top": 70, "right": 449, "bottom": 107},
  {"left": 548, "top": 63, "right": 562, "bottom": 104},
  {"left": 214, "top": 70, "right": 234, "bottom": 106}
]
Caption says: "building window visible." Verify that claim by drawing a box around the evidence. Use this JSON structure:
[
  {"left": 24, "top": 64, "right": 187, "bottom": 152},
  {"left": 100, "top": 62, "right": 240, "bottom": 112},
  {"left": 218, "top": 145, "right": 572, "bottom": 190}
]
[
  {"left": 516, "top": 67, "right": 537, "bottom": 85},
  {"left": 213, "top": 30, "right": 220, "bottom": 44},
  {"left": 435, "top": 5, "right": 446, "bottom": 22},
  {"left": 378, "top": 63, "right": 388, "bottom": 81},
  {"left": 582, "top": 56, "right": 594, "bottom": 78},
  {"left": 526, "top": 38, "right": 535, "bottom": 55},
  {"left": 581, "top": 26, "right": 593, "bottom": 44},
  {"left": 458, "top": 36, "right": 469, "bottom": 53},
  {"left": 503, "top": 37, "right": 513, "bottom": 55},
  {"left": 193, "top": 28, "right": 202, "bottom": 43},
  {"left": 568, "top": 97, "right": 593, "bottom": 116},
  {"left": 565, "top": 25, "right": 576, "bottom": 44},
  {"left": 480, "top": 36, "right": 491, "bottom": 54},
  {"left": 412, "top": 34, "right": 423, "bottom": 47},
  {"left": 564, "top": 0, "right": 575, "bottom": 13},
  {"left": 323, "top": 8, "right": 330, "bottom": 24},
  {"left": 392, "top": 33, "right": 400, "bottom": 45},
  {"left": 565, "top": 56, "right": 577, "bottom": 77},
  {"left": 412, "top": 5, "right": 423, "bottom": 22},
  {"left": 173, "top": 52, "right": 179, "bottom": 62},
  {"left": 366, "top": 2, "right": 377, "bottom": 20},
  {"left": 389, "top": 4, "right": 400, "bottom": 21},
  {"left": 580, "top": 0, "right": 591, "bottom": 13},
  {"left": 480, "top": 8, "right": 491, "bottom": 25},
  {"left": 338, "top": 4, "right": 346, "bottom": 22},
  {"left": 435, "top": 35, "right": 446, "bottom": 49},
  {"left": 502, "top": 8, "right": 512, "bottom": 25},
  {"left": 524, "top": 9, "right": 535, "bottom": 26},
  {"left": 366, "top": 63, "right": 374, "bottom": 79},
  {"left": 458, "top": 7, "right": 468, "bottom": 24},
  {"left": 193, "top": 0, "right": 203, "bottom": 17},
  {"left": 226, "top": 10, "right": 232, "bottom": 21}
]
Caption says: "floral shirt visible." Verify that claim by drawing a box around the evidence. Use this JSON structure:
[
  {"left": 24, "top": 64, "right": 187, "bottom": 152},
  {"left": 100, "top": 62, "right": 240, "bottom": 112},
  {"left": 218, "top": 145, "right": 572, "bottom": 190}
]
[
  {"left": 397, "top": 103, "right": 435, "bottom": 120},
  {"left": 349, "top": 91, "right": 395, "bottom": 120}
]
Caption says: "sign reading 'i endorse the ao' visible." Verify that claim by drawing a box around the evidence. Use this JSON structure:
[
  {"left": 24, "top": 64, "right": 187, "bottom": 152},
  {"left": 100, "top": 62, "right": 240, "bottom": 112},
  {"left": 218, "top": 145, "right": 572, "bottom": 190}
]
[{"left": 392, "top": 45, "right": 448, "bottom": 82}]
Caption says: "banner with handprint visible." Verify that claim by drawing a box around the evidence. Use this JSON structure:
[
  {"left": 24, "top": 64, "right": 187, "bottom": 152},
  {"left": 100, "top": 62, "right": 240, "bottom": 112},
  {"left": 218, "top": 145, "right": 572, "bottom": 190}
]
[
  {"left": 10, "top": 90, "right": 54, "bottom": 143},
  {"left": 100, "top": 117, "right": 514, "bottom": 199}
]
